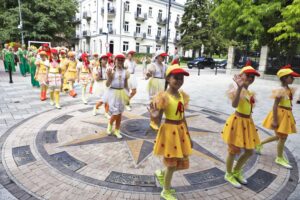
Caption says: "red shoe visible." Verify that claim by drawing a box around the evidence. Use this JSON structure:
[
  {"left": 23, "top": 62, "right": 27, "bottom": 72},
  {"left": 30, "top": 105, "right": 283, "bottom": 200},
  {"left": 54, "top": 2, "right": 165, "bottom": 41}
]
[
  {"left": 41, "top": 90, "right": 47, "bottom": 101},
  {"left": 69, "top": 90, "right": 77, "bottom": 97},
  {"left": 40, "top": 91, "right": 44, "bottom": 101},
  {"left": 89, "top": 86, "right": 93, "bottom": 94}
]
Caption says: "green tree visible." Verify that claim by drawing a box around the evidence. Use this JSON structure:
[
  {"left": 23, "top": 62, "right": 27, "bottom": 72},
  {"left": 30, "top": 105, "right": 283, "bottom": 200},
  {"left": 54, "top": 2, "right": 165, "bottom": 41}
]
[
  {"left": 0, "top": 0, "right": 77, "bottom": 44},
  {"left": 179, "top": 0, "right": 228, "bottom": 57}
]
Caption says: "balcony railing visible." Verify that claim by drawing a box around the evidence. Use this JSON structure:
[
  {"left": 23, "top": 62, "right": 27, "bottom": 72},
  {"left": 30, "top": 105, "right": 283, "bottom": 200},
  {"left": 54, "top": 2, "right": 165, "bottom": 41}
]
[
  {"left": 174, "top": 37, "right": 180, "bottom": 44},
  {"left": 157, "top": 17, "right": 167, "bottom": 25},
  {"left": 82, "top": 30, "right": 91, "bottom": 37},
  {"left": 72, "top": 13, "right": 81, "bottom": 24},
  {"left": 108, "top": 7, "right": 116, "bottom": 17},
  {"left": 83, "top": 11, "right": 91, "bottom": 20},
  {"left": 134, "top": 32, "right": 146, "bottom": 40},
  {"left": 108, "top": 28, "right": 116, "bottom": 34},
  {"left": 134, "top": 12, "right": 147, "bottom": 21}
]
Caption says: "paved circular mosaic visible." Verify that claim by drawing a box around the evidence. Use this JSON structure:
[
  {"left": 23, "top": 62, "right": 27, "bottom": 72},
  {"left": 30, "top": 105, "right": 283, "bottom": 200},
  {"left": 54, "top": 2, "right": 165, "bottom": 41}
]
[{"left": 0, "top": 102, "right": 298, "bottom": 199}]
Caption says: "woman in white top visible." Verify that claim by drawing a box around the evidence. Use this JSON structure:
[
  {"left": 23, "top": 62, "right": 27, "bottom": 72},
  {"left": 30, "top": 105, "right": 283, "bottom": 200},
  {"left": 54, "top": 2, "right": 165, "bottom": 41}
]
[
  {"left": 145, "top": 50, "right": 168, "bottom": 130},
  {"left": 103, "top": 53, "right": 130, "bottom": 139},
  {"left": 124, "top": 50, "right": 137, "bottom": 111}
]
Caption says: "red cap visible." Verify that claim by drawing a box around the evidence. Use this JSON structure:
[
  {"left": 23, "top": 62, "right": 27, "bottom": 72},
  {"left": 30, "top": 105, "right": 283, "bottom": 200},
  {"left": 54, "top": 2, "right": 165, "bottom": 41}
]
[
  {"left": 115, "top": 53, "right": 126, "bottom": 59},
  {"left": 93, "top": 53, "right": 99, "bottom": 57},
  {"left": 42, "top": 43, "right": 49, "bottom": 47},
  {"left": 100, "top": 54, "right": 108, "bottom": 59},
  {"left": 127, "top": 50, "right": 135, "bottom": 55},
  {"left": 281, "top": 64, "right": 292, "bottom": 69},
  {"left": 60, "top": 50, "right": 66, "bottom": 54},
  {"left": 245, "top": 60, "right": 252, "bottom": 66},
  {"left": 171, "top": 58, "right": 179, "bottom": 65},
  {"left": 51, "top": 49, "right": 58, "bottom": 54},
  {"left": 107, "top": 52, "right": 113, "bottom": 57},
  {"left": 240, "top": 66, "right": 260, "bottom": 77}
]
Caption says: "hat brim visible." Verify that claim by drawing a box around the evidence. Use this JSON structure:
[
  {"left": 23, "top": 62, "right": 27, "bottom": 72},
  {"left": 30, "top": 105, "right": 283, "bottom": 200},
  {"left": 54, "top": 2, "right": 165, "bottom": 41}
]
[
  {"left": 100, "top": 55, "right": 108, "bottom": 59},
  {"left": 159, "top": 53, "right": 168, "bottom": 57},
  {"left": 115, "top": 55, "right": 126, "bottom": 59},
  {"left": 128, "top": 51, "right": 135, "bottom": 55},
  {"left": 169, "top": 68, "right": 189, "bottom": 76},
  {"left": 290, "top": 72, "right": 300, "bottom": 77},
  {"left": 243, "top": 69, "right": 260, "bottom": 77}
]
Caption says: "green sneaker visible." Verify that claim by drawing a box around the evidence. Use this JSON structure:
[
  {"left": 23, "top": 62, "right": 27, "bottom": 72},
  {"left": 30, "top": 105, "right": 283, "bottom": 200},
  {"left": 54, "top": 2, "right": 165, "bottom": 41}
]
[
  {"left": 224, "top": 173, "right": 242, "bottom": 188},
  {"left": 161, "top": 189, "right": 177, "bottom": 200},
  {"left": 275, "top": 157, "right": 292, "bottom": 169},
  {"left": 114, "top": 129, "right": 123, "bottom": 139},
  {"left": 233, "top": 170, "right": 247, "bottom": 185},
  {"left": 155, "top": 169, "right": 165, "bottom": 187},
  {"left": 255, "top": 144, "right": 263, "bottom": 155},
  {"left": 106, "top": 123, "right": 112, "bottom": 135}
]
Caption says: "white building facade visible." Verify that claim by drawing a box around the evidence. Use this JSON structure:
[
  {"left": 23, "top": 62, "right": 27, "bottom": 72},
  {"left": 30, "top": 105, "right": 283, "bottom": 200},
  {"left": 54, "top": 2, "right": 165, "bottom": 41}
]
[{"left": 74, "top": 0, "right": 185, "bottom": 55}]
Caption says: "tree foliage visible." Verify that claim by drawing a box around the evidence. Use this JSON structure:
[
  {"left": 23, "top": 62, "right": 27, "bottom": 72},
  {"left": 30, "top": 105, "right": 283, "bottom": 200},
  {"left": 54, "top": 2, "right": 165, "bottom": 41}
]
[
  {"left": 179, "top": 0, "right": 229, "bottom": 56},
  {"left": 0, "top": 0, "right": 77, "bottom": 44}
]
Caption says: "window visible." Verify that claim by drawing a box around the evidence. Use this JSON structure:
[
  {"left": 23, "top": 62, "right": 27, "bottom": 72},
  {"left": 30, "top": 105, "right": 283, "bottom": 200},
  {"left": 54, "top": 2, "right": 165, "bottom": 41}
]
[
  {"left": 157, "top": 27, "right": 161, "bottom": 37},
  {"left": 175, "top": 31, "right": 179, "bottom": 39},
  {"left": 93, "top": 40, "right": 96, "bottom": 53},
  {"left": 107, "top": 20, "right": 113, "bottom": 32},
  {"left": 137, "top": 4, "right": 142, "bottom": 15},
  {"left": 123, "top": 41, "right": 129, "bottom": 52},
  {"left": 125, "top": 1, "right": 130, "bottom": 12},
  {"left": 176, "top": 14, "right": 180, "bottom": 22},
  {"left": 124, "top": 21, "right": 129, "bottom": 32},
  {"left": 169, "top": 12, "right": 172, "bottom": 22},
  {"left": 136, "top": 43, "right": 140, "bottom": 53},
  {"left": 156, "top": 45, "right": 161, "bottom": 51},
  {"left": 158, "top": 10, "right": 162, "bottom": 19},
  {"left": 136, "top": 24, "right": 141, "bottom": 34},
  {"left": 147, "top": 26, "right": 151, "bottom": 35},
  {"left": 148, "top": 7, "right": 152, "bottom": 17}
]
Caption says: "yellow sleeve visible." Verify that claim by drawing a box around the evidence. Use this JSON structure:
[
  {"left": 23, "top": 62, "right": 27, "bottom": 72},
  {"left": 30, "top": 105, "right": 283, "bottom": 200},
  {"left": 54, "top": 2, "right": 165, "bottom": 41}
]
[
  {"left": 271, "top": 88, "right": 287, "bottom": 99},
  {"left": 226, "top": 84, "right": 236, "bottom": 101},
  {"left": 180, "top": 90, "right": 190, "bottom": 109},
  {"left": 153, "top": 91, "right": 169, "bottom": 110}
]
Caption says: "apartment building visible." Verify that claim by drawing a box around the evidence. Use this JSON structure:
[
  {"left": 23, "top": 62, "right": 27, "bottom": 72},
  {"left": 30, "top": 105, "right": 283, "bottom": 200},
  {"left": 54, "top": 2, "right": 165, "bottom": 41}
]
[{"left": 74, "top": 0, "right": 185, "bottom": 55}]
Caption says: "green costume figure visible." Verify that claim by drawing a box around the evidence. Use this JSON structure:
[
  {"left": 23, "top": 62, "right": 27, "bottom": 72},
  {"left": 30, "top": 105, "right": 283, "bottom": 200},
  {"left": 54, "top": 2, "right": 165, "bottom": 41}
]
[
  {"left": 24, "top": 48, "right": 30, "bottom": 74},
  {"left": 18, "top": 46, "right": 27, "bottom": 76},
  {"left": 2, "top": 44, "right": 10, "bottom": 72},
  {"left": 6, "top": 47, "right": 16, "bottom": 73},
  {"left": 28, "top": 49, "right": 40, "bottom": 87}
]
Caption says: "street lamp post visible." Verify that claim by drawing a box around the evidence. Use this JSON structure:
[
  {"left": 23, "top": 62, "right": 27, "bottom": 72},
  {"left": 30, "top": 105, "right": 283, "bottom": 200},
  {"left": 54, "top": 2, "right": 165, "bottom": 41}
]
[
  {"left": 17, "top": 0, "right": 25, "bottom": 46},
  {"left": 165, "top": 0, "right": 171, "bottom": 56}
]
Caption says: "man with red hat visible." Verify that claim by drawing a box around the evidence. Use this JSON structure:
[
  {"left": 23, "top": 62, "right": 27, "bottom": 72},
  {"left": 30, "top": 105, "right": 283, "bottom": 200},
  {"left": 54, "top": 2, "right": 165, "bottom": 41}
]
[
  {"left": 48, "top": 49, "right": 62, "bottom": 109},
  {"left": 124, "top": 50, "right": 137, "bottom": 111}
]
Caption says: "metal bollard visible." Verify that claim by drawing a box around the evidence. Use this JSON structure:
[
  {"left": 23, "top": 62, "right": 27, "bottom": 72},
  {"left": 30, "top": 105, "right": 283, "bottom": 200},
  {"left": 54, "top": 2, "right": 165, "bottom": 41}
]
[
  {"left": 198, "top": 66, "right": 200, "bottom": 76},
  {"left": 215, "top": 66, "right": 218, "bottom": 75}
]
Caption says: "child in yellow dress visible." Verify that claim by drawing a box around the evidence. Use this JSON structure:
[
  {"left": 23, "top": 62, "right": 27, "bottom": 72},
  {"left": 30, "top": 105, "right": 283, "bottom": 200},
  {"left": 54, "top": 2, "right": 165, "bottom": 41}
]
[
  {"left": 65, "top": 51, "right": 78, "bottom": 97},
  {"left": 222, "top": 66, "right": 261, "bottom": 189},
  {"left": 35, "top": 51, "right": 50, "bottom": 101},
  {"left": 256, "top": 66, "right": 299, "bottom": 169},
  {"left": 150, "top": 64, "right": 192, "bottom": 200}
]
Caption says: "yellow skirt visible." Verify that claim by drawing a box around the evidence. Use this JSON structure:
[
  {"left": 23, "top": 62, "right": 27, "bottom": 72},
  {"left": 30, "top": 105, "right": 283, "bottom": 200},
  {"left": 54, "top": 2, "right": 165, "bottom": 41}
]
[
  {"left": 222, "top": 113, "right": 260, "bottom": 149},
  {"left": 153, "top": 122, "right": 192, "bottom": 158},
  {"left": 147, "top": 78, "right": 165, "bottom": 100},
  {"left": 65, "top": 71, "right": 77, "bottom": 81},
  {"left": 263, "top": 108, "right": 296, "bottom": 134}
]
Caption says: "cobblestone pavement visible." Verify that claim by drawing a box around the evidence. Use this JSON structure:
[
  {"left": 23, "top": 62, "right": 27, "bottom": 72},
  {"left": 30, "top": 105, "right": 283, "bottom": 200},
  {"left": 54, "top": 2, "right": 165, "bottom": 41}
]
[{"left": 1, "top": 61, "right": 300, "bottom": 200}]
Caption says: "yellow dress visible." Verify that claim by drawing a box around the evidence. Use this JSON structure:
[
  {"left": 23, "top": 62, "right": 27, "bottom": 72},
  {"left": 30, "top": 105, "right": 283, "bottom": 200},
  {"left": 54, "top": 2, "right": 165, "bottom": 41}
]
[
  {"left": 65, "top": 59, "right": 78, "bottom": 81},
  {"left": 60, "top": 57, "right": 69, "bottom": 90},
  {"left": 35, "top": 59, "right": 49, "bottom": 85},
  {"left": 153, "top": 91, "right": 192, "bottom": 159},
  {"left": 222, "top": 86, "right": 260, "bottom": 149},
  {"left": 263, "top": 87, "right": 297, "bottom": 134}
]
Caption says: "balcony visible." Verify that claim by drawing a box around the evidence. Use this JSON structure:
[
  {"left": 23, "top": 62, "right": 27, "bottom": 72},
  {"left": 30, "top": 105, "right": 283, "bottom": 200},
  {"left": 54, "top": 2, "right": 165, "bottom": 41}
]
[
  {"left": 108, "top": 7, "right": 116, "bottom": 17},
  {"left": 134, "top": 12, "right": 147, "bottom": 21},
  {"left": 108, "top": 28, "right": 116, "bottom": 34},
  {"left": 72, "top": 13, "right": 81, "bottom": 24},
  {"left": 173, "top": 37, "right": 180, "bottom": 44},
  {"left": 155, "top": 35, "right": 164, "bottom": 43},
  {"left": 157, "top": 17, "right": 167, "bottom": 26},
  {"left": 134, "top": 32, "right": 146, "bottom": 40},
  {"left": 82, "top": 30, "right": 91, "bottom": 38},
  {"left": 99, "top": 28, "right": 103, "bottom": 34},
  {"left": 175, "top": 20, "right": 180, "bottom": 28},
  {"left": 83, "top": 11, "right": 91, "bottom": 20}
]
